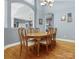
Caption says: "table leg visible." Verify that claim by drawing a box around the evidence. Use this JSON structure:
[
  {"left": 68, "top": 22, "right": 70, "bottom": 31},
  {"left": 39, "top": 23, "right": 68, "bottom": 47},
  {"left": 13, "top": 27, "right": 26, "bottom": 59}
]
[{"left": 37, "top": 39, "right": 40, "bottom": 56}]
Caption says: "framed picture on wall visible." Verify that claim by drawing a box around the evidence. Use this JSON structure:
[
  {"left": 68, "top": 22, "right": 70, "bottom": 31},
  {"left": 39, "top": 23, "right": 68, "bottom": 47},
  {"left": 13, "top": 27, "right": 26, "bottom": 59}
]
[
  {"left": 61, "top": 15, "right": 66, "bottom": 21},
  {"left": 46, "top": 13, "right": 54, "bottom": 26},
  {"left": 67, "top": 13, "right": 72, "bottom": 22},
  {"left": 39, "top": 18, "right": 43, "bottom": 25}
]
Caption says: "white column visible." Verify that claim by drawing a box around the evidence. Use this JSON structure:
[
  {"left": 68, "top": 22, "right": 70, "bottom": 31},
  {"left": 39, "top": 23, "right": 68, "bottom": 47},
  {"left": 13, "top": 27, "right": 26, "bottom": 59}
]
[
  {"left": 5, "top": 0, "right": 8, "bottom": 28},
  {"left": 34, "top": 0, "right": 37, "bottom": 28},
  {"left": 5, "top": 0, "right": 11, "bottom": 28}
]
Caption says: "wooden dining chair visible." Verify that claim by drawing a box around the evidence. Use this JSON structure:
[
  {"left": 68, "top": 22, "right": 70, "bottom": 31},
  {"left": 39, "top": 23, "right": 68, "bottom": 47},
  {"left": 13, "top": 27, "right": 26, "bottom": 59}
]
[
  {"left": 40, "top": 27, "right": 56, "bottom": 52},
  {"left": 48, "top": 27, "right": 57, "bottom": 47},
  {"left": 40, "top": 32, "right": 53, "bottom": 52},
  {"left": 52, "top": 28, "right": 57, "bottom": 46},
  {"left": 21, "top": 28, "right": 36, "bottom": 54},
  {"left": 53, "top": 28, "right": 57, "bottom": 40},
  {"left": 18, "top": 27, "right": 36, "bottom": 56},
  {"left": 18, "top": 27, "right": 26, "bottom": 56}
]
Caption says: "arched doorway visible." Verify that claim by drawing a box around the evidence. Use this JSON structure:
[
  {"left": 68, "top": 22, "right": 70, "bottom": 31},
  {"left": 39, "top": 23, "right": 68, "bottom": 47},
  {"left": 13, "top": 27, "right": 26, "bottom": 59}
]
[{"left": 11, "top": 1, "right": 34, "bottom": 28}]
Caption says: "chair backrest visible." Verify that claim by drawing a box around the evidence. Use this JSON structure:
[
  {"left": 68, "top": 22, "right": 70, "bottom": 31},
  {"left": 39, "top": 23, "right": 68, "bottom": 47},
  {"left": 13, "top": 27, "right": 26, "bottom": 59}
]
[
  {"left": 55, "top": 28, "right": 57, "bottom": 34},
  {"left": 47, "top": 27, "right": 57, "bottom": 41},
  {"left": 47, "top": 27, "right": 54, "bottom": 34},
  {"left": 53, "top": 28, "right": 57, "bottom": 40},
  {"left": 18, "top": 27, "right": 23, "bottom": 44},
  {"left": 18, "top": 27, "right": 27, "bottom": 43},
  {"left": 35, "top": 28, "right": 40, "bottom": 32},
  {"left": 46, "top": 33, "right": 53, "bottom": 44},
  {"left": 21, "top": 28, "right": 27, "bottom": 40},
  {"left": 27, "top": 28, "right": 35, "bottom": 33}
]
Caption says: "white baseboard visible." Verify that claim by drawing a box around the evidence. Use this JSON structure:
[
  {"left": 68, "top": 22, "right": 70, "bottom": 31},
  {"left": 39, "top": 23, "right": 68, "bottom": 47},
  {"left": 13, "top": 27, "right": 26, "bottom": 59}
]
[
  {"left": 4, "top": 42, "right": 20, "bottom": 50},
  {"left": 4, "top": 38, "right": 75, "bottom": 50},
  {"left": 56, "top": 38, "right": 75, "bottom": 43}
]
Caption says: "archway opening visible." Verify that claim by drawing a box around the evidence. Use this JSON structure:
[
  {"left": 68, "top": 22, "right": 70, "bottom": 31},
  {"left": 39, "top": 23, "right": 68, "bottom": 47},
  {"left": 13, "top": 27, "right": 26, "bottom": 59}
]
[{"left": 11, "top": 2, "right": 34, "bottom": 28}]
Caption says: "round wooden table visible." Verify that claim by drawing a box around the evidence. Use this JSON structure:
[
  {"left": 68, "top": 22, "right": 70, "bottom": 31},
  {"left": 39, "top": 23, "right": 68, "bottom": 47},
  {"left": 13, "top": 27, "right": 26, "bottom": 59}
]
[{"left": 24, "top": 32, "right": 50, "bottom": 56}]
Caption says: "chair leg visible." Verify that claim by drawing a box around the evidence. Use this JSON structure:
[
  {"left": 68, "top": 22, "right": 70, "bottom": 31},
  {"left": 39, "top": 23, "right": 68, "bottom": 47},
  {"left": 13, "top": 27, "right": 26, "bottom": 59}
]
[
  {"left": 26, "top": 44, "right": 29, "bottom": 55},
  {"left": 27, "top": 47, "right": 30, "bottom": 54},
  {"left": 50, "top": 40, "right": 53, "bottom": 49},
  {"left": 37, "top": 40, "right": 40, "bottom": 56},
  {"left": 46, "top": 45, "right": 48, "bottom": 53},
  {"left": 20, "top": 44, "right": 22, "bottom": 56},
  {"left": 19, "top": 41, "right": 25, "bottom": 57}
]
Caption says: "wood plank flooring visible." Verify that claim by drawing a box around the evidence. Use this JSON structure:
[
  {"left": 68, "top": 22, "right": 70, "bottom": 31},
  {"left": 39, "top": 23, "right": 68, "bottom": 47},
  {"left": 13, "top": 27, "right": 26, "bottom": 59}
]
[{"left": 4, "top": 40, "right": 75, "bottom": 59}]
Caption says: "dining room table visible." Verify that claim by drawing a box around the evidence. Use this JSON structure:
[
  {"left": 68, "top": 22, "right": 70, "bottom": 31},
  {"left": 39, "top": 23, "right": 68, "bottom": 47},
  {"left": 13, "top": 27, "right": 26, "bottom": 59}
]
[{"left": 24, "top": 31, "right": 55, "bottom": 56}]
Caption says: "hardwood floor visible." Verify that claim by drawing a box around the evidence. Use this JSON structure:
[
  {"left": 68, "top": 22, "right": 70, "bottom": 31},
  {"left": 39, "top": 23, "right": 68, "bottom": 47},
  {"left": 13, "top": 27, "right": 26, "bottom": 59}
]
[{"left": 4, "top": 40, "right": 75, "bottom": 59}]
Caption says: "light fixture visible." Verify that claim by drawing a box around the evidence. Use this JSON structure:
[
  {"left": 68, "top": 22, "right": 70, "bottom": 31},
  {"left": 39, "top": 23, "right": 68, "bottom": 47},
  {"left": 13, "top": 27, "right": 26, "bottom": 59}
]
[{"left": 40, "top": 0, "right": 54, "bottom": 7}]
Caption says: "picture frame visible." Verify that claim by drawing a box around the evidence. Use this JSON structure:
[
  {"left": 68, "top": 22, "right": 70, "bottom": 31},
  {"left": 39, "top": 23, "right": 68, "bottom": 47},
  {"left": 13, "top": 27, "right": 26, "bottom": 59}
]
[
  {"left": 61, "top": 15, "right": 66, "bottom": 21},
  {"left": 39, "top": 18, "right": 43, "bottom": 25},
  {"left": 46, "top": 13, "right": 54, "bottom": 26},
  {"left": 67, "top": 13, "right": 72, "bottom": 22}
]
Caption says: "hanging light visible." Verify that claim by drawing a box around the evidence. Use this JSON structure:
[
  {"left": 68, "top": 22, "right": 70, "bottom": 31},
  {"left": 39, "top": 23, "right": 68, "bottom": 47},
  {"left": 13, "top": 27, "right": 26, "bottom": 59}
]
[
  {"left": 49, "top": 3, "right": 54, "bottom": 7},
  {"left": 46, "top": 0, "right": 54, "bottom": 3},
  {"left": 40, "top": 0, "right": 54, "bottom": 7},
  {"left": 40, "top": 2, "right": 46, "bottom": 6}
]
